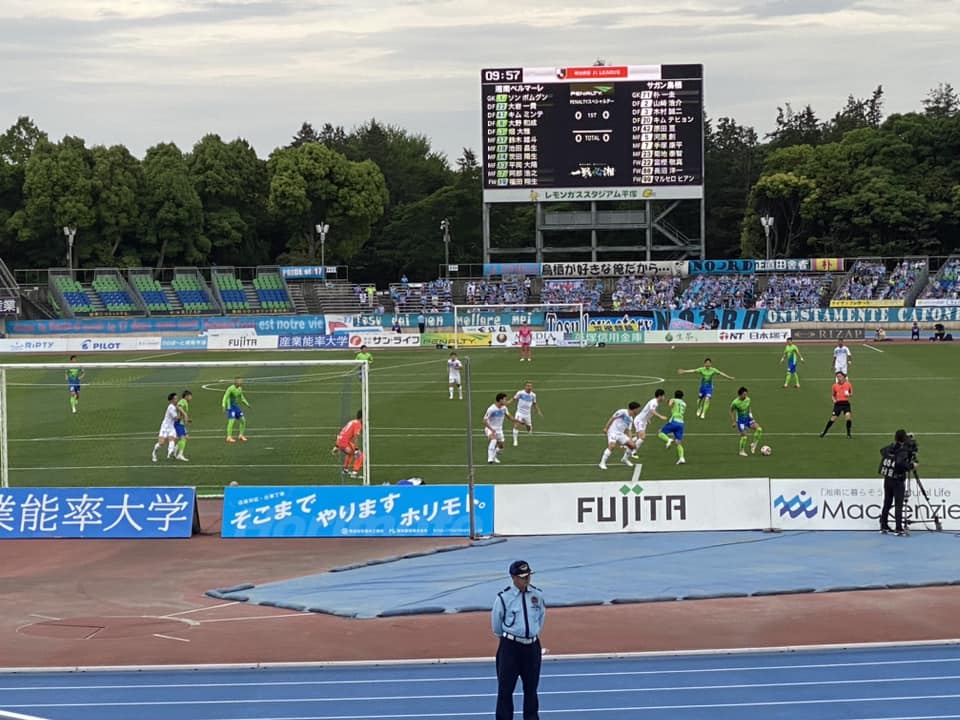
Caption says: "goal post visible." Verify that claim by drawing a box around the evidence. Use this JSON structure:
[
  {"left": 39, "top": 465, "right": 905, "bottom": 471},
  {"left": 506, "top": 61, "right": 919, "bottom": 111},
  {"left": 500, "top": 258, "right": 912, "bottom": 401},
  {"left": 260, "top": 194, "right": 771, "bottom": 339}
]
[
  {"left": 452, "top": 302, "right": 585, "bottom": 349},
  {"left": 0, "top": 359, "right": 371, "bottom": 490}
]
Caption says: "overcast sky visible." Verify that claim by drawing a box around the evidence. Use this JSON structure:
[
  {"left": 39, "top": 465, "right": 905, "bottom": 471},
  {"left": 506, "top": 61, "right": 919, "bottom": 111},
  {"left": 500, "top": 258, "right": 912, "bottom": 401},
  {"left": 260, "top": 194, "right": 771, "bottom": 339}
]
[{"left": 0, "top": 0, "right": 956, "bottom": 163}]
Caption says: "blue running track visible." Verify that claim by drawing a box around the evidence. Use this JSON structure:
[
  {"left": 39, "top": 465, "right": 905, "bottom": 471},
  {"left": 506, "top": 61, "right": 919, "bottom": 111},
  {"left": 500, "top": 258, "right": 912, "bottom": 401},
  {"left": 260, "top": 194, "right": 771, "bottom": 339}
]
[{"left": 1, "top": 643, "right": 959, "bottom": 720}]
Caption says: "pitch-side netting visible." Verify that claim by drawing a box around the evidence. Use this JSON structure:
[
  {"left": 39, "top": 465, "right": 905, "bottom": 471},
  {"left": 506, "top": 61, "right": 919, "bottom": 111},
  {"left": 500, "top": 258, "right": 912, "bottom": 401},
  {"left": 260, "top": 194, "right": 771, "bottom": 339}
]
[{"left": 0, "top": 360, "right": 371, "bottom": 491}]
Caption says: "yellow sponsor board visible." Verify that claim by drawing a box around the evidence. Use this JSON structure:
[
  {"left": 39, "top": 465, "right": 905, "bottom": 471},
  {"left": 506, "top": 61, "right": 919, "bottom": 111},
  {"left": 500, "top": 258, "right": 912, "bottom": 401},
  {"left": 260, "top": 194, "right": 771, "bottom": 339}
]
[
  {"left": 422, "top": 332, "right": 491, "bottom": 347},
  {"left": 829, "top": 299, "right": 904, "bottom": 308},
  {"left": 813, "top": 257, "right": 844, "bottom": 272}
]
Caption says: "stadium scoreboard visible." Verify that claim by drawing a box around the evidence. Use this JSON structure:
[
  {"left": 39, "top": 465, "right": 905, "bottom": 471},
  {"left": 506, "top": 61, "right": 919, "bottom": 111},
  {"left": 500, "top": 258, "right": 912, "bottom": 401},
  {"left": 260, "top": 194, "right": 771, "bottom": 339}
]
[{"left": 481, "top": 64, "right": 704, "bottom": 203}]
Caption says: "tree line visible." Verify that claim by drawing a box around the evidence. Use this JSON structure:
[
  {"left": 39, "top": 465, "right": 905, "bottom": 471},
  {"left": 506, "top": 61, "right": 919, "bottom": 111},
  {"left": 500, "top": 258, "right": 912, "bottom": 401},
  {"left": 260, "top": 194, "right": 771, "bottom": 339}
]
[{"left": 0, "top": 83, "right": 957, "bottom": 285}]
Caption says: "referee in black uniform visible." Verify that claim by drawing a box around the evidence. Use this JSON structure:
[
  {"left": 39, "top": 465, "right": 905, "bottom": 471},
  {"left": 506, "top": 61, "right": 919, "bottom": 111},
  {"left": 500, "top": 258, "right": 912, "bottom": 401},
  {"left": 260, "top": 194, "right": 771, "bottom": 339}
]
[{"left": 492, "top": 560, "right": 546, "bottom": 720}]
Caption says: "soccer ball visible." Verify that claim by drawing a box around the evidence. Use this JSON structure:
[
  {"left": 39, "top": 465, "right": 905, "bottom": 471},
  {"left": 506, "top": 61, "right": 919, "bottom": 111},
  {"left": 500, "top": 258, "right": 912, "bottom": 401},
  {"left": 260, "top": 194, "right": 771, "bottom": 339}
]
[{"left": 760, "top": 445, "right": 772, "bottom": 456}]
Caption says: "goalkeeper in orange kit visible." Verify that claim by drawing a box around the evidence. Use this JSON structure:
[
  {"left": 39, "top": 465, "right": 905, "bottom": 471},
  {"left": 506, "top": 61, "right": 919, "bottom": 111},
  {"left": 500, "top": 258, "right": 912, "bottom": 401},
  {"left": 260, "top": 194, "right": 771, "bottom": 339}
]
[{"left": 331, "top": 410, "right": 364, "bottom": 478}]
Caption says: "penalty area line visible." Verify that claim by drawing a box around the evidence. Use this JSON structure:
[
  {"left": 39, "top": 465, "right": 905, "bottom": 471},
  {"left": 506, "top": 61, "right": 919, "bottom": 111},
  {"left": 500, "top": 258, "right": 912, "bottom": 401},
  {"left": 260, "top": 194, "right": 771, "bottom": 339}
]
[{"left": 861, "top": 343, "right": 885, "bottom": 353}]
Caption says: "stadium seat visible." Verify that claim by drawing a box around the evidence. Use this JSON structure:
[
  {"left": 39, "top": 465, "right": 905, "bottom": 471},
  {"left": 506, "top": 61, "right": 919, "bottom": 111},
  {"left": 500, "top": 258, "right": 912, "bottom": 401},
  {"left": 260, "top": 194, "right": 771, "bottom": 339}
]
[
  {"left": 53, "top": 276, "right": 95, "bottom": 314},
  {"left": 253, "top": 273, "right": 294, "bottom": 312},
  {"left": 171, "top": 275, "right": 214, "bottom": 313},
  {"left": 91, "top": 276, "right": 137, "bottom": 313}
]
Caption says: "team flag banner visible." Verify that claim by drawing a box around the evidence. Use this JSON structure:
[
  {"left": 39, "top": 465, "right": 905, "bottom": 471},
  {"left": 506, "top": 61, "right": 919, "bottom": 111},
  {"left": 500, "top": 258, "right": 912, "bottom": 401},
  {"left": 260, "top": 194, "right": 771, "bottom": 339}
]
[
  {"left": 0, "top": 487, "right": 196, "bottom": 539},
  {"left": 222, "top": 485, "right": 495, "bottom": 538},
  {"left": 540, "top": 260, "right": 687, "bottom": 278}
]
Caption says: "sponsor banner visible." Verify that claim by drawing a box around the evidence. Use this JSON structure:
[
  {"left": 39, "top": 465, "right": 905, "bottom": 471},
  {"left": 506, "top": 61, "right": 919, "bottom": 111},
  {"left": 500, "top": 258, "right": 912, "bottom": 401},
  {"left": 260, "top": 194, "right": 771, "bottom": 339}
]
[
  {"left": 0, "top": 338, "right": 69, "bottom": 353},
  {"left": 645, "top": 330, "right": 717, "bottom": 344},
  {"left": 484, "top": 186, "right": 703, "bottom": 203},
  {"left": 207, "top": 334, "right": 279, "bottom": 351},
  {"left": 277, "top": 334, "right": 349, "bottom": 350},
  {"left": 547, "top": 308, "right": 765, "bottom": 333},
  {"left": 771, "top": 479, "right": 960, "bottom": 531},
  {"left": 0, "top": 487, "right": 196, "bottom": 539},
  {"left": 327, "top": 312, "right": 547, "bottom": 331},
  {"left": 222, "top": 485, "right": 494, "bottom": 538},
  {"left": 161, "top": 336, "right": 209, "bottom": 350},
  {"left": 495, "top": 479, "right": 769, "bottom": 535},
  {"left": 5, "top": 314, "right": 326, "bottom": 336},
  {"left": 348, "top": 333, "right": 422, "bottom": 348},
  {"left": 688, "top": 259, "right": 756, "bottom": 275},
  {"left": 753, "top": 258, "right": 843, "bottom": 272},
  {"left": 0, "top": 297, "right": 19, "bottom": 315},
  {"left": 813, "top": 258, "right": 844, "bottom": 272},
  {"left": 489, "top": 329, "right": 577, "bottom": 347},
  {"left": 279, "top": 265, "right": 335, "bottom": 280},
  {"left": 483, "top": 263, "right": 541, "bottom": 277},
  {"left": 790, "top": 328, "right": 865, "bottom": 341},
  {"left": 579, "top": 330, "right": 645, "bottom": 345},
  {"left": 422, "top": 332, "right": 491, "bottom": 347},
  {"left": 916, "top": 299, "right": 960, "bottom": 307},
  {"left": 765, "top": 307, "right": 960, "bottom": 325},
  {"left": 540, "top": 260, "right": 687, "bottom": 279},
  {"left": 717, "top": 329, "right": 791, "bottom": 344},
  {"left": 829, "top": 299, "right": 905, "bottom": 308}
]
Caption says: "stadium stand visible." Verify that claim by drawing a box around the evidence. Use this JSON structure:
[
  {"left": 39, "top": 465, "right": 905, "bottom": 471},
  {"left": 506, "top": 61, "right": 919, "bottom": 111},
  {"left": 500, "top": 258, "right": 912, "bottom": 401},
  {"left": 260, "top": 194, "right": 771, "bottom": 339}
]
[
  {"left": 755, "top": 274, "right": 834, "bottom": 310},
  {"left": 919, "top": 257, "right": 960, "bottom": 301},
  {"left": 833, "top": 259, "right": 927, "bottom": 303},
  {"left": 171, "top": 268, "right": 217, "bottom": 314},
  {"left": 611, "top": 276, "right": 682, "bottom": 311},
  {"left": 128, "top": 269, "right": 175, "bottom": 314},
  {"left": 48, "top": 270, "right": 95, "bottom": 316},
  {"left": 253, "top": 269, "right": 294, "bottom": 312},
  {"left": 460, "top": 277, "right": 526, "bottom": 307},
  {"left": 212, "top": 268, "right": 252, "bottom": 314},
  {"left": 392, "top": 279, "right": 454, "bottom": 312},
  {"left": 678, "top": 274, "right": 756, "bottom": 310},
  {"left": 541, "top": 279, "right": 604, "bottom": 311},
  {"left": 90, "top": 270, "right": 140, "bottom": 314}
]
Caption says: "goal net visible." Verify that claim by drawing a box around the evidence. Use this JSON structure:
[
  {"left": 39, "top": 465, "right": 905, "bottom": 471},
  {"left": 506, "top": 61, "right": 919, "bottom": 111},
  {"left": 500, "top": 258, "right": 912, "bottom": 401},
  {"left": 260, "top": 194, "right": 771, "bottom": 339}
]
[
  {"left": 0, "top": 359, "right": 371, "bottom": 492},
  {"left": 452, "top": 303, "right": 585, "bottom": 349}
]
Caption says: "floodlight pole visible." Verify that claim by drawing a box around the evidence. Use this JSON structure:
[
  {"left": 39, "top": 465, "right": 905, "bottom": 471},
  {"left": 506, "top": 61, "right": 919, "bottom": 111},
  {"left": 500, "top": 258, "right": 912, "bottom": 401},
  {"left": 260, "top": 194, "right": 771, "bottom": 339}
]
[
  {"left": 63, "top": 226, "right": 77, "bottom": 275},
  {"left": 760, "top": 214, "right": 775, "bottom": 260},
  {"left": 440, "top": 218, "right": 451, "bottom": 278},
  {"left": 315, "top": 222, "right": 330, "bottom": 274}
]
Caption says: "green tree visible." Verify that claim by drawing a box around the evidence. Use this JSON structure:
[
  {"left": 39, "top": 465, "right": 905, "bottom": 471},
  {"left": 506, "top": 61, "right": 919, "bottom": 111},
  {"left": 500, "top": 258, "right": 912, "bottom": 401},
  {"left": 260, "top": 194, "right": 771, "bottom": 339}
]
[
  {"left": 9, "top": 136, "right": 96, "bottom": 268},
  {"left": 0, "top": 116, "right": 47, "bottom": 166},
  {"left": 922, "top": 83, "right": 959, "bottom": 118},
  {"left": 267, "top": 142, "right": 388, "bottom": 263},
  {"left": 741, "top": 171, "right": 816, "bottom": 258},
  {"left": 189, "top": 134, "right": 268, "bottom": 265},
  {"left": 288, "top": 122, "right": 320, "bottom": 148},
  {"left": 142, "top": 143, "right": 205, "bottom": 268},
  {"left": 89, "top": 144, "right": 146, "bottom": 266},
  {"left": 767, "top": 103, "right": 823, "bottom": 148},
  {"left": 705, "top": 116, "right": 760, "bottom": 258}
]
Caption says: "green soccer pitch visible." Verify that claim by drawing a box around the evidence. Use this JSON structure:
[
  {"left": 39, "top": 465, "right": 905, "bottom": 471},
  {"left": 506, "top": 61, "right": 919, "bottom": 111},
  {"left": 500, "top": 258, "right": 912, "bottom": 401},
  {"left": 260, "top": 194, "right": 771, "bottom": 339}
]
[{"left": 2, "top": 342, "right": 956, "bottom": 494}]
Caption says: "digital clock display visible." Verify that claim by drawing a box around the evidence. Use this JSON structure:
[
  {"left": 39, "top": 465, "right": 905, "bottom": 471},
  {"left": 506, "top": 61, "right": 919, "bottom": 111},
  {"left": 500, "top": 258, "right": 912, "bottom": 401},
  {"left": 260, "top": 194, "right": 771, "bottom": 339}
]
[{"left": 480, "top": 64, "right": 704, "bottom": 203}]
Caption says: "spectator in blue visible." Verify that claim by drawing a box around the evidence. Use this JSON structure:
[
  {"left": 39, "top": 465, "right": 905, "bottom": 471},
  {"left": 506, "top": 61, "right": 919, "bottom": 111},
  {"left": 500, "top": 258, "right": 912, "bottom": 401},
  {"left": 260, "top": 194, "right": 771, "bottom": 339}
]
[
  {"left": 401, "top": 273, "right": 409, "bottom": 285},
  {"left": 392, "top": 319, "right": 402, "bottom": 334},
  {"left": 417, "top": 313, "right": 426, "bottom": 334}
]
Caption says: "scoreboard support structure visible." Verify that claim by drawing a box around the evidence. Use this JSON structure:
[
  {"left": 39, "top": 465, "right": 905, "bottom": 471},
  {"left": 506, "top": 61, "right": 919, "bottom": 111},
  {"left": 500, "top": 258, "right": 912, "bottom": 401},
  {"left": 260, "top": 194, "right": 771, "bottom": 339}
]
[{"left": 480, "top": 63, "right": 705, "bottom": 263}]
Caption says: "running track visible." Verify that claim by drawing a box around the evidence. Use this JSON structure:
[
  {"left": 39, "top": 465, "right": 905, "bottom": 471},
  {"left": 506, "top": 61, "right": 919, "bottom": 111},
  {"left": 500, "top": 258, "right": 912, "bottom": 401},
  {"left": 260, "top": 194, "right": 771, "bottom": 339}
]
[{"left": 2, "top": 643, "right": 959, "bottom": 720}]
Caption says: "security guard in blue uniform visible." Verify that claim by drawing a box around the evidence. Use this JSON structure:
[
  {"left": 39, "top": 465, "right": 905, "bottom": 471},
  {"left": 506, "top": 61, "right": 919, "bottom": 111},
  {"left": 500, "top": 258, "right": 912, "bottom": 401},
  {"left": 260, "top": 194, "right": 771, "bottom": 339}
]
[{"left": 492, "top": 560, "right": 546, "bottom": 720}]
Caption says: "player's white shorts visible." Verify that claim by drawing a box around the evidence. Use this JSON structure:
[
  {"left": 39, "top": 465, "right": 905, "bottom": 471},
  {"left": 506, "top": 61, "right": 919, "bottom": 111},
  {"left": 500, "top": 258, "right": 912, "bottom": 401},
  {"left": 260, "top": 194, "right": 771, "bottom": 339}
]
[
  {"left": 633, "top": 419, "right": 650, "bottom": 434},
  {"left": 515, "top": 411, "right": 532, "bottom": 427},
  {"left": 485, "top": 427, "right": 505, "bottom": 443},
  {"left": 835, "top": 364, "right": 849, "bottom": 375},
  {"left": 158, "top": 422, "right": 176, "bottom": 438},
  {"left": 449, "top": 374, "right": 461, "bottom": 384},
  {"left": 607, "top": 430, "right": 630, "bottom": 446}
]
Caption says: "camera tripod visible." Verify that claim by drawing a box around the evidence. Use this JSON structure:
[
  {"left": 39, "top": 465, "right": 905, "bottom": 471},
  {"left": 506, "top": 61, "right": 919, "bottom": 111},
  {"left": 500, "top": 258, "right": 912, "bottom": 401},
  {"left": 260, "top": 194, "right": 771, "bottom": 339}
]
[{"left": 904, "top": 470, "right": 943, "bottom": 532}]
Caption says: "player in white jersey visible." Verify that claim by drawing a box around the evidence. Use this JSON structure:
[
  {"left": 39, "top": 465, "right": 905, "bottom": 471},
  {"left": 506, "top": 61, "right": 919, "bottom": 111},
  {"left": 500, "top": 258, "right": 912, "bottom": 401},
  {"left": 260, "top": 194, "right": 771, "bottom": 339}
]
[
  {"left": 599, "top": 401, "right": 642, "bottom": 470},
  {"left": 483, "top": 393, "right": 515, "bottom": 464},
  {"left": 630, "top": 389, "right": 667, "bottom": 459},
  {"left": 508, "top": 381, "right": 542, "bottom": 446},
  {"left": 447, "top": 351, "right": 463, "bottom": 400},
  {"left": 152, "top": 392, "right": 180, "bottom": 463},
  {"left": 833, "top": 339, "right": 852, "bottom": 375}
]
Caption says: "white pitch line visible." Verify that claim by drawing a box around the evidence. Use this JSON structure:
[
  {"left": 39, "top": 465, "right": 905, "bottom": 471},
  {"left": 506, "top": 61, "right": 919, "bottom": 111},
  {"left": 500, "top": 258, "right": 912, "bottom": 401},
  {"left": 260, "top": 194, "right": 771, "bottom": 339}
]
[
  {"left": 27, "top": 614, "right": 62, "bottom": 621},
  {"left": 152, "top": 634, "right": 190, "bottom": 643},
  {"left": 161, "top": 603, "right": 239, "bottom": 618},
  {"left": 129, "top": 352, "right": 184, "bottom": 362},
  {"left": 197, "top": 613, "right": 318, "bottom": 624},
  {"left": 0, "top": 711, "right": 52, "bottom": 720},
  {"left": 862, "top": 343, "right": 885, "bottom": 353}
]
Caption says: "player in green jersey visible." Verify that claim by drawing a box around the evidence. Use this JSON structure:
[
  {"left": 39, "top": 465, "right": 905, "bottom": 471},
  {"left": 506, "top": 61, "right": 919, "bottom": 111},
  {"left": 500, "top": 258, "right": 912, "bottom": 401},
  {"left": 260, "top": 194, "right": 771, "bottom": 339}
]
[
  {"left": 730, "top": 386, "right": 764, "bottom": 457},
  {"left": 355, "top": 344, "right": 373, "bottom": 381},
  {"left": 222, "top": 378, "right": 250, "bottom": 443},
  {"left": 65, "top": 355, "right": 84, "bottom": 414},
  {"left": 657, "top": 389, "right": 687, "bottom": 465},
  {"left": 173, "top": 390, "right": 192, "bottom": 461},
  {"left": 780, "top": 337, "right": 805, "bottom": 388},
  {"left": 677, "top": 358, "right": 734, "bottom": 419}
]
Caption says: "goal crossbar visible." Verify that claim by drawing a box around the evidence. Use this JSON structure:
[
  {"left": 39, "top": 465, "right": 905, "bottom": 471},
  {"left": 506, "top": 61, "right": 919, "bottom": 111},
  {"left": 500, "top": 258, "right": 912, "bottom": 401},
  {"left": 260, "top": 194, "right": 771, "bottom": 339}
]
[{"left": 0, "top": 359, "right": 371, "bottom": 488}]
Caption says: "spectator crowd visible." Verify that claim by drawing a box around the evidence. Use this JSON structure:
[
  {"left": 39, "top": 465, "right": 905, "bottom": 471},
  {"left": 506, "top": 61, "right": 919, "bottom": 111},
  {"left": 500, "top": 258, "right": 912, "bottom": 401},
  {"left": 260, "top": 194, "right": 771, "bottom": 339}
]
[
  {"left": 541, "top": 279, "right": 604, "bottom": 311},
  {"left": 611, "top": 276, "right": 682, "bottom": 310},
  {"left": 920, "top": 258, "right": 960, "bottom": 301},
  {"left": 755, "top": 274, "right": 832, "bottom": 310},
  {"left": 677, "top": 275, "right": 756, "bottom": 310}
]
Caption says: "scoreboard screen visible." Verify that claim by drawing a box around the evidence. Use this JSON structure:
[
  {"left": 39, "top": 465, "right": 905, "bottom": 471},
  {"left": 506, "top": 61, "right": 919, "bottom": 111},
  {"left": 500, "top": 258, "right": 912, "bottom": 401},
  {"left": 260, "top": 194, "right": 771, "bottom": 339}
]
[{"left": 480, "top": 64, "right": 703, "bottom": 203}]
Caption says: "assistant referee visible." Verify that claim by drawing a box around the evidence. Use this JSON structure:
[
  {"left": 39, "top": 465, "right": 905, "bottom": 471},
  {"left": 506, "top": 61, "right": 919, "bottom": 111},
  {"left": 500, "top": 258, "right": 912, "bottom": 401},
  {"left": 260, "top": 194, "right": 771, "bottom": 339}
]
[{"left": 492, "top": 560, "right": 546, "bottom": 720}]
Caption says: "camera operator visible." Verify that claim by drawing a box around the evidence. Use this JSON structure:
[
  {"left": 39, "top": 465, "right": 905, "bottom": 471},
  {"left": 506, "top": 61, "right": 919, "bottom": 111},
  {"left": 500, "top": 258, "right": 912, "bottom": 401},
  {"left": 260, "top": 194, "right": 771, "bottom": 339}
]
[{"left": 878, "top": 429, "right": 917, "bottom": 536}]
